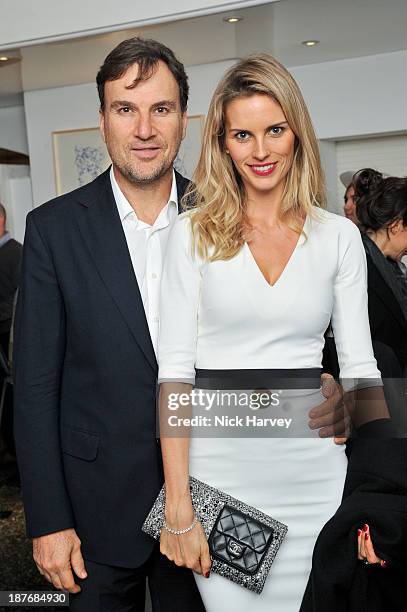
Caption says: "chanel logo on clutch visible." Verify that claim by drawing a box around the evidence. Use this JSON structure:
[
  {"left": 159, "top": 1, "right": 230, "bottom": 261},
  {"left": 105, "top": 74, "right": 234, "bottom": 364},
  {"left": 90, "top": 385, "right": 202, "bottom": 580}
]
[{"left": 227, "top": 539, "right": 246, "bottom": 558}]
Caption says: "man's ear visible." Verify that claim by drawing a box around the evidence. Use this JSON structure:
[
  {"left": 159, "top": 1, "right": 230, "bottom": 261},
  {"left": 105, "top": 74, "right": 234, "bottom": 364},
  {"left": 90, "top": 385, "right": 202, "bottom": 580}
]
[{"left": 99, "top": 109, "right": 106, "bottom": 143}]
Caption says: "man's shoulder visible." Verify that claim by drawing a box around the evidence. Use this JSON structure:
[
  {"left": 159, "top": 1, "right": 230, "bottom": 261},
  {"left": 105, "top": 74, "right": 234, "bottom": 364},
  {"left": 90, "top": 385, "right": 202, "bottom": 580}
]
[
  {"left": 1, "top": 238, "right": 22, "bottom": 254},
  {"left": 7, "top": 238, "right": 23, "bottom": 252},
  {"left": 30, "top": 169, "right": 111, "bottom": 224}
]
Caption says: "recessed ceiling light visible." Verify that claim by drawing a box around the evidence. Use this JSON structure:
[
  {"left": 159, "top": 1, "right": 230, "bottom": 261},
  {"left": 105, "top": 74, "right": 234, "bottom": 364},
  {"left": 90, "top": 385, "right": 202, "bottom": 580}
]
[
  {"left": 223, "top": 16, "right": 243, "bottom": 24},
  {"left": 0, "top": 55, "right": 21, "bottom": 67},
  {"left": 302, "top": 40, "right": 319, "bottom": 47}
]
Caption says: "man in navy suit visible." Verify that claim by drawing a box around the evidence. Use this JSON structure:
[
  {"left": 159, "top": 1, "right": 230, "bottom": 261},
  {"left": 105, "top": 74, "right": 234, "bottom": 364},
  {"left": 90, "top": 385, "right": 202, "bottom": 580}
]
[{"left": 14, "top": 37, "right": 205, "bottom": 611}]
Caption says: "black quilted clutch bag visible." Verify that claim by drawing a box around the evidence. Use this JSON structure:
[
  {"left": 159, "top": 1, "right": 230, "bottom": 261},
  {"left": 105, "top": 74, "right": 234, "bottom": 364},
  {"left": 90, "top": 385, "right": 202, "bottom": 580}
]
[{"left": 142, "top": 476, "right": 288, "bottom": 594}]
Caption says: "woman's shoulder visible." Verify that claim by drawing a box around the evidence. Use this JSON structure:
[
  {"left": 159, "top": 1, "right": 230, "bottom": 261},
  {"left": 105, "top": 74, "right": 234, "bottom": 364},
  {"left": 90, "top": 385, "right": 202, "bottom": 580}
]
[
  {"left": 310, "top": 207, "right": 353, "bottom": 226},
  {"left": 169, "top": 210, "right": 194, "bottom": 236},
  {"left": 309, "top": 207, "right": 361, "bottom": 239},
  {"left": 167, "top": 210, "right": 206, "bottom": 262}
]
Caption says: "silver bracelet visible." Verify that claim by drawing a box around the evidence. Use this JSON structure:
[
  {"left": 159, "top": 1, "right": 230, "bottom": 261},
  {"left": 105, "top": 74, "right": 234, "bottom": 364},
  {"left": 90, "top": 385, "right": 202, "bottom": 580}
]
[{"left": 162, "top": 514, "right": 198, "bottom": 535}]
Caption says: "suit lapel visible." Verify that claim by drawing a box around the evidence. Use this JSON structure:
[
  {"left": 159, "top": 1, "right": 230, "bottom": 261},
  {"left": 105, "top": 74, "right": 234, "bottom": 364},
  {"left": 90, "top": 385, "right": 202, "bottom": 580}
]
[
  {"left": 175, "top": 170, "right": 191, "bottom": 213},
  {"left": 75, "top": 170, "right": 157, "bottom": 372}
]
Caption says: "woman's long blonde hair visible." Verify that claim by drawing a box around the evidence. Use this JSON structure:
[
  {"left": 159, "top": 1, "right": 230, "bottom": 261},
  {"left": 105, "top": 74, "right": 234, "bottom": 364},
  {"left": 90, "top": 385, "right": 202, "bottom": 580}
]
[{"left": 184, "top": 53, "right": 325, "bottom": 261}]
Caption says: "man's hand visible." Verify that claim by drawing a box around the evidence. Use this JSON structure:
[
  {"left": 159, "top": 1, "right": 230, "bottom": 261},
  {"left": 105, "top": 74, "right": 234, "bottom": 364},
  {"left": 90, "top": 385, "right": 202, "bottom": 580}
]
[
  {"left": 33, "top": 528, "right": 87, "bottom": 593},
  {"left": 308, "top": 373, "right": 349, "bottom": 443}
]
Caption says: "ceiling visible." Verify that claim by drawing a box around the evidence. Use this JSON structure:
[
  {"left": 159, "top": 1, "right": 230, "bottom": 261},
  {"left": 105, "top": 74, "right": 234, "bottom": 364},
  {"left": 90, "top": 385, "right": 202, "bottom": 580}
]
[{"left": 1, "top": 0, "right": 407, "bottom": 108}]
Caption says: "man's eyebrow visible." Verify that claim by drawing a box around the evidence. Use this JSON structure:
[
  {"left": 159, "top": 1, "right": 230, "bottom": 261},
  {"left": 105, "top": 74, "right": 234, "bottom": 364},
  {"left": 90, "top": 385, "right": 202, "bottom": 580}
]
[
  {"left": 228, "top": 121, "right": 289, "bottom": 132},
  {"left": 152, "top": 100, "right": 178, "bottom": 110},
  {"left": 110, "top": 99, "right": 178, "bottom": 110},
  {"left": 110, "top": 100, "right": 136, "bottom": 110}
]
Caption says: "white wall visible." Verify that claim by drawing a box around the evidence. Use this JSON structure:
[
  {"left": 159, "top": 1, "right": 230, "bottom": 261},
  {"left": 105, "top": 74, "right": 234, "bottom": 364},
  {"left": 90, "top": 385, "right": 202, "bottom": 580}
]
[
  {"left": 0, "top": 106, "right": 29, "bottom": 155},
  {"left": 24, "top": 59, "right": 236, "bottom": 207},
  {"left": 290, "top": 50, "right": 407, "bottom": 140},
  {"left": 0, "top": 0, "right": 270, "bottom": 49}
]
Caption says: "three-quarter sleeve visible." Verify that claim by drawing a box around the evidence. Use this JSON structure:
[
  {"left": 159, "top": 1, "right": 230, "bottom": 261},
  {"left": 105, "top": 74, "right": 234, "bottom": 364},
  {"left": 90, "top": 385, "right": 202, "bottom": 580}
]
[
  {"left": 158, "top": 213, "right": 203, "bottom": 384},
  {"left": 331, "top": 221, "right": 382, "bottom": 382}
]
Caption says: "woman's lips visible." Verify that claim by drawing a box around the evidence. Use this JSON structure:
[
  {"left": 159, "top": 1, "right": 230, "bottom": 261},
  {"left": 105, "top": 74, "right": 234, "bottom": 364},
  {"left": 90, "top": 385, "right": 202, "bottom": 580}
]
[{"left": 249, "top": 162, "right": 278, "bottom": 176}]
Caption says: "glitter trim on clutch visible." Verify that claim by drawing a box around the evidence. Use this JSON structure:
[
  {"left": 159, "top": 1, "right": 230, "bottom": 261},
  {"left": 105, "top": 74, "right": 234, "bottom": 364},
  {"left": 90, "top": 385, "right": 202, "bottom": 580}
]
[{"left": 142, "top": 476, "right": 288, "bottom": 594}]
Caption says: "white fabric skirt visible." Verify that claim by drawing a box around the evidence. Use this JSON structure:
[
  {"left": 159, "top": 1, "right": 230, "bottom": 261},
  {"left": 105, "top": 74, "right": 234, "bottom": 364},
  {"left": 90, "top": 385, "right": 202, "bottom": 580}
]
[{"left": 189, "top": 388, "right": 347, "bottom": 612}]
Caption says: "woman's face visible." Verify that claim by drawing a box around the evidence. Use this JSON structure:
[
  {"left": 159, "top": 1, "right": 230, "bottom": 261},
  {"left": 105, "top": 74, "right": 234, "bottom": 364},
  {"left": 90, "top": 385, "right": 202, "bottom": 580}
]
[
  {"left": 388, "top": 220, "right": 407, "bottom": 261},
  {"left": 224, "top": 94, "right": 296, "bottom": 202}
]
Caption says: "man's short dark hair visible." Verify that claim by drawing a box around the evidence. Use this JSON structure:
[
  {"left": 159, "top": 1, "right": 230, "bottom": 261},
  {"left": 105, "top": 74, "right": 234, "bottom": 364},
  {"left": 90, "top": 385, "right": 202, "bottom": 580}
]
[{"left": 96, "top": 37, "right": 189, "bottom": 113}]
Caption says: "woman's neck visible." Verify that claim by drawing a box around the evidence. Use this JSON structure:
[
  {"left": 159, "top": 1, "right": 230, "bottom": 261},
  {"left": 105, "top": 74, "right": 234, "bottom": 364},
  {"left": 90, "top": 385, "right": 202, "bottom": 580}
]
[
  {"left": 366, "top": 229, "right": 393, "bottom": 258},
  {"left": 245, "top": 191, "right": 288, "bottom": 230},
  {"left": 244, "top": 181, "right": 286, "bottom": 226}
]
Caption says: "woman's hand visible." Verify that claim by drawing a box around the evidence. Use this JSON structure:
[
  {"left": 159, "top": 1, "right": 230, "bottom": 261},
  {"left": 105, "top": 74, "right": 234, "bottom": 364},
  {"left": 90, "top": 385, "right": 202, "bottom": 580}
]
[
  {"left": 160, "top": 500, "right": 212, "bottom": 577},
  {"left": 357, "top": 523, "right": 387, "bottom": 568}
]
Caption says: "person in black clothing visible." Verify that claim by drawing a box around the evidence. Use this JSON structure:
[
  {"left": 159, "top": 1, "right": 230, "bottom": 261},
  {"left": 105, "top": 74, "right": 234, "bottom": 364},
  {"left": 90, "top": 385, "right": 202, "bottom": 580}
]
[
  {"left": 13, "top": 38, "right": 205, "bottom": 612},
  {"left": 353, "top": 169, "right": 407, "bottom": 435},
  {"left": 353, "top": 169, "right": 407, "bottom": 376},
  {"left": 0, "top": 202, "right": 20, "bottom": 516},
  {"left": 0, "top": 203, "right": 22, "bottom": 461},
  {"left": 302, "top": 171, "right": 407, "bottom": 610},
  {"left": 0, "top": 203, "right": 22, "bottom": 354},
  {"left": 323, "top": 171, "right": 407, "bottom": 400}
]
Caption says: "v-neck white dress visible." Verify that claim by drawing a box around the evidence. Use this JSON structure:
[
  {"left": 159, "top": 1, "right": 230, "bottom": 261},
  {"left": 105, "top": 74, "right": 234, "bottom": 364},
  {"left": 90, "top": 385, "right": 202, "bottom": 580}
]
[{"left": 158, "top": 209, "right": 381, "bottom": 612}]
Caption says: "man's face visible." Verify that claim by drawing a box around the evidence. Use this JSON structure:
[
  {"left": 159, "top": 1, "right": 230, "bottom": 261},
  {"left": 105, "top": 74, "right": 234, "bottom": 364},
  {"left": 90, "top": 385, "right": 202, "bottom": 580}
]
[
  {"left": 343, "top": 186, "right": 358, "bottom": 225},
  {"left": 0, "top": 214, "right": 5, "bottom": 237},
  {"left": 100, "top": 61, "right": 187, "bottom": 185}
]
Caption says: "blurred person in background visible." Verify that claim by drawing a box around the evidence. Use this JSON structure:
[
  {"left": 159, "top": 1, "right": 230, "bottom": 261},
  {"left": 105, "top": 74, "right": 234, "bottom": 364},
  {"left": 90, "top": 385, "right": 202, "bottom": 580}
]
[
  {"left": 0, "top": 203, "right": 22, "bottom": 356},
  {"left": 353, "top": 168, "right": 407, "bottom": 378},
  {"left": 325, "top": 169, "right": 407, "bottom": 431},
  {"left": 0, "top": 202, "right": 22, "bottom": 464},
  {"left": 340, "top": 171, "right": 359, "bottom": 225}
]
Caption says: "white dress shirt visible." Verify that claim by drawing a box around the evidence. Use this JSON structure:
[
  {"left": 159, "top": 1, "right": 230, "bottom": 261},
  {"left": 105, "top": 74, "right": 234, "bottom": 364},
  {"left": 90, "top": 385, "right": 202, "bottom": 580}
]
[{"left": 110, "top": 167, "right": 178, "bottom": 354}]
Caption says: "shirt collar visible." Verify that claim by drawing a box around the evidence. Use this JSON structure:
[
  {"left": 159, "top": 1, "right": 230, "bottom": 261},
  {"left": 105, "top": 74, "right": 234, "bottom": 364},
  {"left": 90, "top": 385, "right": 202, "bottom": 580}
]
[
  {"left": 110, "top": 166, "right": 178, "bottom": 225},
  {"left": 0, "top": 232, "right": 11, "bottom": 248}
]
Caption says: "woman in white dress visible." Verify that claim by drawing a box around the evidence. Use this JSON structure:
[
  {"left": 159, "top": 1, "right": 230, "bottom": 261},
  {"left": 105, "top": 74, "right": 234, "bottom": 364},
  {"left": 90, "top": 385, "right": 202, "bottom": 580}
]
[{"left": 157, "top": 54, "right": 388, "bottom": 611}]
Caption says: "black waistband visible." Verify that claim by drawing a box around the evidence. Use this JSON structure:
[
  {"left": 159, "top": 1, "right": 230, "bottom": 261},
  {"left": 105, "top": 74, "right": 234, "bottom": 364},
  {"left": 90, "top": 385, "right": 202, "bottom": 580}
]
[{"left": 194, "top": 368, "right": 322, "bottom": 390}]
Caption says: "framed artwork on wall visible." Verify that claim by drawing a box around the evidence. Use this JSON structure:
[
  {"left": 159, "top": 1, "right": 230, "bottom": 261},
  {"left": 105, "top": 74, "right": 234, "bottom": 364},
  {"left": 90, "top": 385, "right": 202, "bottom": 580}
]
[{"left": 52, "top": 127, "right": 110, "bottom": 196}]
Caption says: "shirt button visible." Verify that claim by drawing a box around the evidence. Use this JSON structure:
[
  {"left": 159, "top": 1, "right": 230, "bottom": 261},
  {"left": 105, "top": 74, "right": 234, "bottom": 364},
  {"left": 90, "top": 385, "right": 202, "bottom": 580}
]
[
  {"left": 151, "top": 273, "right": 158, "bottom": 279},
  {"left": 152, "top": 316, "right": 159, "bottom": 322}
]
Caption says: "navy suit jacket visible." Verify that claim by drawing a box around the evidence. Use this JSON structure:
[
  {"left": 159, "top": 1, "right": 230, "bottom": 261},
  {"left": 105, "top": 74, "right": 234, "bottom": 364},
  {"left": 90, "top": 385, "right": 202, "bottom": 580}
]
[{"left": 14, "top": 168, "right": 190, "bottom": 567}]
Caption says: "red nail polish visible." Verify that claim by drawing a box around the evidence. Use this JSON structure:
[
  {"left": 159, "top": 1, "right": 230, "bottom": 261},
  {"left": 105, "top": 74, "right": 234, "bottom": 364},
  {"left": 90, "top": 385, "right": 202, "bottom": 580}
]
[
  {"left": 357, "top": 529, "right": 362, "bottom": 536},
  {"left": 205, "top": 571, "right": 210, "bottom": 579},
  {"left": 365, "top": 533, "right": 369, "bottom": 541},
  {"left": 363, "top": 524, "right": 368, "bottom": 532}
]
